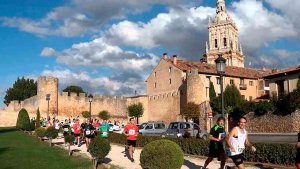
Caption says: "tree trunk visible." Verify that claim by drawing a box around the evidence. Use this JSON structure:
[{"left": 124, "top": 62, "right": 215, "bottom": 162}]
[
  {"left": 68, "top": 144, "right": 72, "bottom": 156},
  {"left": 92, "top": 159, "right": 98, "bottom": 169},
  {"left": 49, "top": 138, "right": 52, "bottom": 147},
  {"left": 136, "top": 117, "right": 139, "bottom": 124}
]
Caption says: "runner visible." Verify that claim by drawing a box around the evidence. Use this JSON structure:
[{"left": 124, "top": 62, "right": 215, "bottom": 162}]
[
  {"left": 41, "top": 118, "right": 47, "bottom": 128},
  {"left": 296, "top": 131, "right": 300, "bottom": 169},
  {"left": 226, "top": 117, "right": 256, "bottom": 169},
  {"left": 62, "top": 119, "right": 70, "bottom": 137},
  {"left": 123, "top": 118, "right": 139, "bottom": 162},
  {"left": 201, "top": 117, "right": 226, "bottom": 169},
  {"left": 84, "top": 119, "right": 95, "bottom": 151},
  {"left": 80, "top": 119, "right": 87, "bottom": 146},
  {"left": 99, "top": 122, "right": 109, "bottom": 139},
  {"left": 46, "top": 117, "right": 52, "bottom": 129},
  {"left": 72, "top": 119, "right": 81, "bottom": 146},
  {"left": 54, "top": 119, "right": 61, "bottom": 131}
]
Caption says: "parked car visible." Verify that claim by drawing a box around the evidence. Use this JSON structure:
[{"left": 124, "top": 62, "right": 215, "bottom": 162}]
[
  {"left": 138, "top": 121, "right": 166, "bottom": 136},
  {"left": 162, "top": 122, "right": 208, "bottom": 140}
]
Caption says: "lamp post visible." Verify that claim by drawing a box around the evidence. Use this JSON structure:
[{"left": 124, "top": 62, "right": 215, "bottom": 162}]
[
  {"left": 46, "top": 94, "right": 51, "bottom": 118},
  {"left": 88, "top": 94, "right": 93, "bottom": 115},
  {"left": 215, "top": 55, "right": 226, "bottom": 129}
]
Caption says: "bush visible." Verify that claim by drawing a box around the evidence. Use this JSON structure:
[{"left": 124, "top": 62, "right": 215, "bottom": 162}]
[
  {"left": 140, "top": 139, "right": 184, "bottom": 169},
  {"left": 108, "top": 133, "right": 296, "bottom": 166},
  {"left": 99, "top": 110, "right": 110, "bottom": 120},
  {"left": 64, "top": 135, "right": 75, "bottom": 144},
  {"left": 16, "top": 108, "right": 31, "bottom": 131},
  {"left": 254, "top": 101, "right": 275, "bottom": 116},
  {"left": 81, "top": 111, "right": 91, "bottom": 118},
  {"left": 89, "top": 137, "right": 111, "bottom": 162},
  {"left": 35, "top": 127, "right": 46, "bottom": 138},
  {"left": 45, "top": 126, "right": 59, "bottom": 139}
]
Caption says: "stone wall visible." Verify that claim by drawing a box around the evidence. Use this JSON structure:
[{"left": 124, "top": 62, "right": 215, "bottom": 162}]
[{"left": 230, "top": 110, "right": 300, "bottom": 133}]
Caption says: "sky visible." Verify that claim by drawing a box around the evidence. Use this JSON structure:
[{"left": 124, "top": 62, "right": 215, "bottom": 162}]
[{"left": 0, "top": 0, "right": 300, "bottom": 108}]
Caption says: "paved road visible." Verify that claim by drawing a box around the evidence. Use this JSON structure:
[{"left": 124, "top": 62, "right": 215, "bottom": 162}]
[{"left": 248, "top": 133, "right": 298, "bottom": 144}]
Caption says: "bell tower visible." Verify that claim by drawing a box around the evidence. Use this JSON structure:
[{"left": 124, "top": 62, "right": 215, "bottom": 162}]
[{"left": 203, "top": 0, "right": 244, "bottom": 68}]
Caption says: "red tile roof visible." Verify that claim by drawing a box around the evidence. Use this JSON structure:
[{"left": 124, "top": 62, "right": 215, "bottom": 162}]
[
  {"left": 166, "top": 59, "right": 270, "bottom": 79},
  {"left": 263, "top": 65, "right": 300, "bottom": 78}
]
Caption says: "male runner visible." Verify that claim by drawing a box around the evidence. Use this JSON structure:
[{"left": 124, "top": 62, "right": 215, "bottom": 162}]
[
  {"left": 84, "top": 119, "right": 95, "bottom": 150},
  {"left": 202, "top": 117, "right": 226, "bottom": 169},
  {"left": 99, "top": 123, "right": 109, "bottom": 139},
  {"left": 123, "top": 118, "right": 139, "bottom": 162},
  {"left": 72, "top": 119, "right": 81, "bottom": 146},
  {"left": 296, "top": 131, "right": 300, "bottom": 169},
  {"left": 226, "top": 117, "right": 256, "bottom": 169}
]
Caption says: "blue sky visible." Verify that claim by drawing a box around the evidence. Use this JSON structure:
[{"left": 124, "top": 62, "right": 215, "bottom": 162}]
[{"left": 0, "top": 0, "right": 299, "bottom": 108}]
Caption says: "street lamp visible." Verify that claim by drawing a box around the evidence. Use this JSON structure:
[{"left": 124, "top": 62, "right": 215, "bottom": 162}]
[
  {"left": 88, "top": 94, "right": 93, "bottom": 115},
  {"left": 46, "top": 94, "right": 51, "bottom": 118},
  {"left": 215, "top": 55, "right": 226, "bottom": 129}
]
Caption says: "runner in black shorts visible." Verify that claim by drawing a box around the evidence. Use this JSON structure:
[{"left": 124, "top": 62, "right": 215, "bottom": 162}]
[
  {"left": 123, "top": 118, "right": 139, "bottom": 162},
  {"left": 84, "top": 119, "right": 95, "bottom": 150},
  {"left": 296, "top": 131, "right": 300, "bottom": 169},
  {"left": 202, "top": 117, "right": 226, "bottom": 169}
]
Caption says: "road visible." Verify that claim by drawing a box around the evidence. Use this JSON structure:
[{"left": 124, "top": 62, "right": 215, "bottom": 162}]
[{"left": 248, "top": 133, "right": 298, "bottom": 144}]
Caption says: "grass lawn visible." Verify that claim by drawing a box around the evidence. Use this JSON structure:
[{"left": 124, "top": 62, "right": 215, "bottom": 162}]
[{"left": 0, "top": 127, "right": 92, "bottom": 169}]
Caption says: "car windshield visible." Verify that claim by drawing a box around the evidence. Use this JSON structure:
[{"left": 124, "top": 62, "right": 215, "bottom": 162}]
[
  {"left": 168, "top": 123, "right": 178, "bottom": 129},
  {"left": 139, "top": 123, "right": 147, "bottom": 129}
]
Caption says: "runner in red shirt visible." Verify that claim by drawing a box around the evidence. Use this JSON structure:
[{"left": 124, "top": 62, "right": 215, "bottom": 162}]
[
  {"left": 46, "top": 117, "right": 52, "bottom": 129},
  {"left": 123, "top": 118, "right": 139, "bottom": 162},
  {"left": 73, "top": 119, "right": 81, "bottom": 146}
]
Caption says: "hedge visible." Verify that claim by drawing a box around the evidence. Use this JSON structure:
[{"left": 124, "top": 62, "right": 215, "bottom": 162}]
[
  {"left": 16, "top": 108, "right": 31, "bottom": 131},
  {"left": 108, "top": 132, "right": 296, "bottom": 166}
]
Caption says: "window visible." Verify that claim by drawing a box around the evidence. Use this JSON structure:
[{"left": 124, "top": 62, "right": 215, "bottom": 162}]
[
  {"left": 154, "top": 123, "right": 165, "bottom": 129},
  {"left": 180, "top": 123, "right": 191, "bottom": 129},
  {"left": 240, "top": 78, "right": 244, "bottom": 85},
  {"left": 249, "top": 81, "right": 253, "bottom": 86},
  {"left": 215, "top": 39, "right": 218, "bottom": 48},
  {"left": 217, "top": 77, "right": 220, "bottom": 85},
  {"left": 224, "top": 38, "right": 227, "bottom": 47},
  {"left": 169, "top": 78, "right": 172, "bottom": 85},
  {"left": 145, "top": 124, "right": 153, "bottom": 130},
  {"left": 249, "top": 96, "right": 253, "bottom": 101},
  {"left": 169, "top": 67, "right": 172, "bottom": 73},
  {"left": 154, "top": 72, "right": 156, "bottom": 77},
  {"left": 168, "top": 123, "right": 178, "bottom": 129},
  {"left": 230, "top": 79, "right": 234, "bottom": 85},
  {"left": 154, "top": 82, "right": 157, "bottom": 88}
]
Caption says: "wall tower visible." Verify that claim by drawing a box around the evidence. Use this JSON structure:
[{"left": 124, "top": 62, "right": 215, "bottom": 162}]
[{"left": 203, "top": 0, "right": 244, "bottom": 67}]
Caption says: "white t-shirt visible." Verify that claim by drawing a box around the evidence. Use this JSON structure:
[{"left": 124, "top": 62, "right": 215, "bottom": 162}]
[{"left": 227, "top": 127, "right": 247, "bottom": 156}]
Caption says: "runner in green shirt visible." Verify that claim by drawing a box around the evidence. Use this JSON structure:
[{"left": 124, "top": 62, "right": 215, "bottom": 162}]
[{"left": 99, "top": 124, "right": 109, "bottom": 138}]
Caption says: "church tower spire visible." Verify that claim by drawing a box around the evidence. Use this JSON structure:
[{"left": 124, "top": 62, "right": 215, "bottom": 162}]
[{"left": 203, "top": 0, "right": 245, "bottom": 68}]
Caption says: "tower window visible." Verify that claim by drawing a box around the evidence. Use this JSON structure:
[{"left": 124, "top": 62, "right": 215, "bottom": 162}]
[
  {"left": 169, "top": 79, "right": 172, "bottom": 85},
  {"left": 154, "top": 72, "right": 156, "bottom": 77},
  {"left": 154, "top": 82, "right": 157, "bottom": 88},
  {"left": 224, "top": 38, "right": 227, "bottom": 47},
  {"left": 221, "top": 6, "right": 223, "bottom": 11},
  {"left": 169, "top": 67, "right": 172, "bottom": 73},
  {"left": 230, "top": 79, "right": 234, "bottom": 85},
  {"left": 217, "top": 77, "right": 220, "bottom": 85},
  {"left": 215, "top": 39, "right": 218, "bottom": 48}
]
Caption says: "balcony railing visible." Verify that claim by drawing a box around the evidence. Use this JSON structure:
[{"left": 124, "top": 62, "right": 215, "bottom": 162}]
[{"left": 239, "top": 84, "right": 247, "bottom": 90}]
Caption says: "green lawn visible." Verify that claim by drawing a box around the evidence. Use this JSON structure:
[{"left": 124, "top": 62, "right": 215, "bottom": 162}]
[{"left": 0, "top": 127, "right": 92, "bottom": 169}]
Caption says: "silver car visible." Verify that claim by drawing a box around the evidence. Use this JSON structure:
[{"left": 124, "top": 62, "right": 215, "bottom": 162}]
[
  {"left": 139, "top": 122, "right": 166, "bottom": 136},
  {"left": 163, "top": 122, "right": 208, "bottom": 140}
]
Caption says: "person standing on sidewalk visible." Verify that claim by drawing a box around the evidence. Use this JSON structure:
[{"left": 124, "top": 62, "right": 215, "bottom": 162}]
[
  {"left": 226, "top": 116, "right": 256, "bottom": 169},
  {"left": 201, "top": 117, "right": 226, "bottom": 169},
  {"left": 123, "top": 117, "right": 139, "bottom": 162},
  {"left": 296, "top": 131, "right": 300, "bottom": 169}
]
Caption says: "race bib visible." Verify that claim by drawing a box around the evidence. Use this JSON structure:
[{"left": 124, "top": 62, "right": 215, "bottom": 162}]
[
  {"left": 237, "top": 147, "right": 245, "bottom": 153},
  {"left": 64, "top": 128, "right": 69, "bottom": 132},
  {"left": 86, "top": 130, "right": 91, "bottom": 135},
  {"left": 71, "top": 128, "right": 74, "bottom": 132},
  {"left": 129, "top": 129, "right": 135, "bottom": 135},
  {"left": 102, "top": 132, "right": 108, "bottom": 136}
]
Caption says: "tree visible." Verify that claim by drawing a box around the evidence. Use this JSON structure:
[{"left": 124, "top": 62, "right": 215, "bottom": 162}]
[
  {"left": 209, "top": 81, "right": 220, "bottom": 114},
  {"left": 209, "top": 81, "right": 216, "bottom": 100},
  {"left": 36, "top": 108, "right": 41, "bottom": 128},
  {"left": 16, "top": 108, "right": 31, "bottom": 131},
  {"left": 82, "top": 111, "right": 91, "bottom": 118},
  {"left": 180, "top": 102, "right": 200, "bottom": 122},
  {"left": 99, "top": 110, "right": 110, "bottom": 120},
  {"left": 224, "top": 84, "right": 243, "bottom": 111},
  {"left": 4, "top": 77, "right": 37, "bottom": 105},
  {"left": 127, "top": 102, "right": 144, "bottom": 124},
  {"left": 63, "top": 85, "right": 85, "bottom": 95}
]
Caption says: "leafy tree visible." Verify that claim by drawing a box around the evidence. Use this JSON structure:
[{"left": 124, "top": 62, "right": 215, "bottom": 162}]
[
  {"left": 36, "top": 108, "right": 41, "bottom": 128},
  {"left": 127, "top": 102, "right": 144, "bottom": 124},
  {"left": 63, "top": 85, "right": 85, "bottom": 95},
  {"left": 4, "top": 77, "right": 37, "bottom": 105},
  {"left": 99, "top": 110, "right": 110, "bottom": 120},
  {"left": 180, "top": 102, "right": 200, "bottom": 122},
  {"left": 16, "top": 108, "right": 31, "bottom": 131},
  {"left": 82, "top": 111, "right": 91, "bottom": 118}
]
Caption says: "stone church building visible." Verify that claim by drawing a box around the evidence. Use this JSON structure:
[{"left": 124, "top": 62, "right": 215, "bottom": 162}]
[{"left": 6, "top": 0, "right": 272, "bottom": 130}]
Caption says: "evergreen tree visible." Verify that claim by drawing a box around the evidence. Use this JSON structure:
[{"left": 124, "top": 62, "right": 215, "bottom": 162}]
[
  {"left": 224, "top": 84, "right": 243, "bottom": 110},
  {"left": 209, "top": 82, "right": 216, "bottom": 100},
  {"left": 16, "top": 108, "right": 31, "bottom": 131},
  {"left": 63, "top": 85, "right": 85, "bottom": 95},
  {"left": 4, "top": 77, "right": 37, "bottom": 105},
  {"left": 36, "top": 108, "right": 41, "bottom": 128},
  {"left": 127, "top": 103, "right": 144, "bottom": 124},
  {"left": 209, "top": 81, "right": 221, "bottom": 114}
]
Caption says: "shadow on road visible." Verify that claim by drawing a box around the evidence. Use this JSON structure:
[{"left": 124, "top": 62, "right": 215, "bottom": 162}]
[
  {"left": 0, "top": 128, "right": 17, "bottom": 133},
  {"left": 184, "top": 159, "right": 202, "bottom": 169}
]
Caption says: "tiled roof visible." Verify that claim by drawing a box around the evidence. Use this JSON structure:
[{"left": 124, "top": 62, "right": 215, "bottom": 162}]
[
  {"left": 166, "top": 59, "right": 269, "bottom": 79},
  {"left": 263, "top": 65, "right": 300, "bottom": 78}
]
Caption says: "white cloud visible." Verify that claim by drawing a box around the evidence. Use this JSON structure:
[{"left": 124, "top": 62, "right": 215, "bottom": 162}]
[
  {"left": 41, "top": 47, "right": 56, "bottom": 57},
  {"left": 41, "top": 69, "right": 146, "bottom": 96}
]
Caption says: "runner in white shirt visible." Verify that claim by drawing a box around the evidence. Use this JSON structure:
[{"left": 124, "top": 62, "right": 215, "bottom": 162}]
[{"left": 226, "top": 117, "right": 256, "bottom": 169}]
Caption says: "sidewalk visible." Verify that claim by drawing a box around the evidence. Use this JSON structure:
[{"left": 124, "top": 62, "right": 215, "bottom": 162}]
[{"left": 52, "top": 137, "right": 282, "bottom": 169}]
